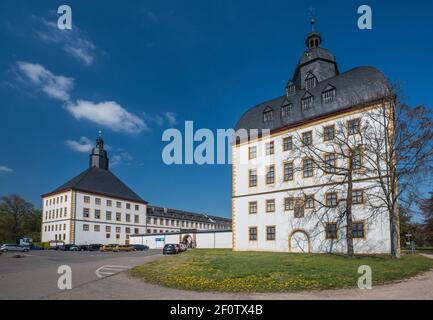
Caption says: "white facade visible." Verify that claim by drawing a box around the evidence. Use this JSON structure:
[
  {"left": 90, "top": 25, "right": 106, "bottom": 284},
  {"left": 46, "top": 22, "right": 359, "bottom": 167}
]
[
  {"left": 42, "top": 190, "right": 147, "bottom": 245},
  {"left": 232, "top": 106, "right": 392, "bottom": 254}
]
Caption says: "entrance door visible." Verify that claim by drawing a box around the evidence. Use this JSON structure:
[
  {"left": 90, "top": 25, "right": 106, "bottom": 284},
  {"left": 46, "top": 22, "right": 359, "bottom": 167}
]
[{"left": 290, "top": 231, "right": 310, "bottom": 253}]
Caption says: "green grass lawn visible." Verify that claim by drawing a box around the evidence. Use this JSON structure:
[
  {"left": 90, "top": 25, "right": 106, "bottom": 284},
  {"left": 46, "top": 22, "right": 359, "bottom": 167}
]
[{"left": 129, "top": 249, "right": 433, "bottom": 292}]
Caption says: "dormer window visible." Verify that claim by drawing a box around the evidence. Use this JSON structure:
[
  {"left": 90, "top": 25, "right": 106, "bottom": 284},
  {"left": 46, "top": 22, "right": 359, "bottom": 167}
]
[
  {"left": 322, "top": 85, "right": 336, "bottom": 104},
  {"left": 305, "top": 72, "right": 317, "bottom": 90},
  {"left": 301, "top": 92, "right": 314, "bottom": 111},
  {"left": 285, "top": 82, "right": 296, "bottom": 97},
  {"left": 263, "top": 107, "right": 274, "bottom": 123},
  {"left": 281, "top": 103, "right": 292, "bottom": 118}
]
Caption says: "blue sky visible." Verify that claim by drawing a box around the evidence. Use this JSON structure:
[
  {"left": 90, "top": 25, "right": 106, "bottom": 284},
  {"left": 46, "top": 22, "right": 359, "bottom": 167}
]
[{"left": 1, "top": 0, "right": 432, "bottom": 218}]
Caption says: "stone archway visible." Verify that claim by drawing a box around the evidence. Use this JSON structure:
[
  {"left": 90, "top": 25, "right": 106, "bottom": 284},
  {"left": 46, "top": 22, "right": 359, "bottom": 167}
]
[{"left": 289, "top": 229, "right": 311, "bottom": 253}]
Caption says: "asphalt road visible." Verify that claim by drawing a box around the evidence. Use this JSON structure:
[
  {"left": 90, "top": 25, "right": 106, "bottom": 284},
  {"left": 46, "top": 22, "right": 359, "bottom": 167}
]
[{"left": 0, "top": 249, "right": 161, "bottom": 300}]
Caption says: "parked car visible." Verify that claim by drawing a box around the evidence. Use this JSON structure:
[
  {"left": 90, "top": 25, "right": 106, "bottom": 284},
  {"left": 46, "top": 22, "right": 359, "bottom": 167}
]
[
  {"left": 132, "top": 244, "right": 149, "bottom": 251},
  {"left": 163, "top": 244, "right": 178, "bottom": 255},
  {"left": 31, "top": 245, "right": 44, "bottom": 251},
  {"left": 100, "top": 244, "right": 119, "bottom": 252},
  {"left": 0, "top": 244, "right": 30, "bottom": 253},
  {"left": 68, "top": 245, "right": 80, "bottom": 251},
  {"left": 117, "top": 245, "right": 135, "bottom": 252}
]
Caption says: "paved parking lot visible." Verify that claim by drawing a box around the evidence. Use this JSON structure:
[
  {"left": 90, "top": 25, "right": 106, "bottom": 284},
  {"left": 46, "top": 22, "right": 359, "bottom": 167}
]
[{"left": 0, "top": 249, "right": 161, "bottom": 299}]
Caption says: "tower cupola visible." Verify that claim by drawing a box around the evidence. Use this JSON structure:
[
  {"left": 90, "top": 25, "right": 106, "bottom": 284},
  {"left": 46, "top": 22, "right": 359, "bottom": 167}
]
[{"left": 89, "top": 131, "right": 109, "bottom": 170}]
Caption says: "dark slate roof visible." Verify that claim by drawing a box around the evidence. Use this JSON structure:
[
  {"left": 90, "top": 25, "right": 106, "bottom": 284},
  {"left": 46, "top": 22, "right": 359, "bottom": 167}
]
[
  {"left": 147, "top": 205, "right": 232, "bottom": 224},
  {"left": 44, "top": 167, "right": 147, "bottom": 204},
  {"left": 298, "top": 46, "right": 336, "bottom": 65},
  {"left": 235, "top": 66, "right": 391, "bottom": 135}
]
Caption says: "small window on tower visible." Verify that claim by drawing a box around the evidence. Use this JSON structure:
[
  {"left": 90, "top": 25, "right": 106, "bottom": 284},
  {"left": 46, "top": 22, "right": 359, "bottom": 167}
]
[
  {"left": 281, "top": 103, "right": 292, "bottom": 118},
  {"left": 305, "top": 73, "right": 317, "bottom": 89},
  {"left": 263, "top": 107, "right": 274, "bottom": 123},
  {"left": 285, "top": 82, "right": 296, "bottom": 97}
]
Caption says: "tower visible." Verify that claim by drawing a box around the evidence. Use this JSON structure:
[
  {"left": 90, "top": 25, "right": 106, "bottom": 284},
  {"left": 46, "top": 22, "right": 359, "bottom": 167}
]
[{"left": 89, "top": 131, "right": 109, "bottom": 170}]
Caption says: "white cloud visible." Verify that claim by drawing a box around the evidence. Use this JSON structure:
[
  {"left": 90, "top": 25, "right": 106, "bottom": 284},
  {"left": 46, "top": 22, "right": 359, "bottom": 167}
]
[
  {"left": 16, "top": 61, "right": 74, "bottom": 101},
  {"left": 111, "top": 152, "right": 133, "bottom": 168},
  {"left": 0, "top": 166, "right": 13, "bottom": 173},
  {"left": 66, "top": 100, "right": 148, "bottom": 134},
  {"left": 164, "top": 112, "right": 177, "bottom": 125},
  {"left": 65, "top": 137, "right": 94, "bottom": 153},
  {"left": 35, "top": 17, "right": 97, "bottom": 66}
]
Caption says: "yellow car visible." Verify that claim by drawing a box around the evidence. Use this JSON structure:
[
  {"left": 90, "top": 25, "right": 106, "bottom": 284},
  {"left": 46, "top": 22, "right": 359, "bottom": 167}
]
[
  {"left": 100, "top": 244, "right": 119, "bottom": 252},
  {"left": 117, "top": 245, "right": 135, "bottom": 252}
]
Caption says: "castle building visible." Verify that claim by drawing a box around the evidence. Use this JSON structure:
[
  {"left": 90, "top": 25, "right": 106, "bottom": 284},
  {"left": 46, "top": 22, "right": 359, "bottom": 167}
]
[
  {"left": 41, "top": 135, "right": 231, "bottom": 246},
  {"left": 232, "top": 23, "right": 394, "bottom": 254}
]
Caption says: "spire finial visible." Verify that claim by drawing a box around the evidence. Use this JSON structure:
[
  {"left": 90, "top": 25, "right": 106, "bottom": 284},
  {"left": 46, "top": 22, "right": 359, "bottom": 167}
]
[{"left": 308, "top": 5, "right": 316, "bottom": 32}]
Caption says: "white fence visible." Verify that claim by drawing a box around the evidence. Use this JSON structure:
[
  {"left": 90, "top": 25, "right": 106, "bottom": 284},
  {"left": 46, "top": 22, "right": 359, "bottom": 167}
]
[{"left": 130, "top": 230, "right": 232, "bottom": 249}]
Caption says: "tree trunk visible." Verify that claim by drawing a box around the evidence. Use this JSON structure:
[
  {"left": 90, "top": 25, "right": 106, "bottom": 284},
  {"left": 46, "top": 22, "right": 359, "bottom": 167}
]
[
  {"left": 390, "top": 204, "right": 401, "bottom": 258},
  {"left": 346, "top": 171, "right": 354, "bottom": 257}
]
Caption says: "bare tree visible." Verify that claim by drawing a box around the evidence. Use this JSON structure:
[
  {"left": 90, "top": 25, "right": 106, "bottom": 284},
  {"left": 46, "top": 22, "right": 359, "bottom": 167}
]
[
  {"left": 360, "top": 92, "right": 433, "bottom": 258},
  {"left": 288, "top": 118, "right": 366, "bottom": 257}
]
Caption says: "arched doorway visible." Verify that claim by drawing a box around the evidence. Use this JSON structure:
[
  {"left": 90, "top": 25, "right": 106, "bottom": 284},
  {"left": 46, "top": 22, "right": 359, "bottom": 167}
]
[{"left": 289, "top": 229, "right": 311, "bottom": 253}]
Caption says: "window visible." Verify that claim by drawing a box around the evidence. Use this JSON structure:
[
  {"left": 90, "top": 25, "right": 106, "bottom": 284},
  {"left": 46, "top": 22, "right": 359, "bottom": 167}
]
[
  {"left": 83, "top": 224, "right": 89, "bottom": 231},
  {"left": 353, "top": 222, "right": 365, "bottom": 239},
  {"left": 94, "top": 225, "right": 100, "bottom": 232},
  {"left": 351, "top": 148, "right": 362, "bottom": 170},
  {"left": 305, "top": 73, "right": 317, "bottom": 90},
  {"left": 305, "top": 195, "right": 315, "bottom": 209},
  {"left": 352, "top": 190, "right": 364, "bottom": 204},
  {"left": 126, "top": 214, "right": 131, "bottom": 222},
  {"left": 266, "top": 165, "right": 275, "bottom": 184},
  {"left": 249, "top": 169, "right": 257, "bottom": 187},
  {"left": 106, "top": 211, "right": 112, "bottom": 221},
  {"left": 116, "top": 234, "right": 120, "bottom": 239},
  {"left": 284, "top": 197, "right": 294, "bottom": 211},
  {"left": 125, "top": 203, "right": 130, "bottom": 210},
  {"left": 266, "top": 199, "right": 275, "bottom": 213},
  {"left": 324, "top": 153, "right": 337, "bottom": 174},
  {"left": 266, "top": 226, "right": 276, "bottom": 241},
  {"left": 348, "top": 119, "right": 361, "bottom": 135},
  {"left": 116, "top": 227, "right": 121, "bottom": 233},
  {"left": 83, "top": 208, "right": 90, "bottom": 218},
  {"left": 303, "top": 158, "right": 314, "bottom": 178},
  {"left": 283, "top": 137, "right": 293, "bottom": 151},
  {"left": 249, "top": 202, "right": 257, "bottom": 214},
  {"left": 302, "top": 131, "right": 313, "bottom": 146},
  {"left": 116, "top": 201, "right": 122, "bottom": 209},
  {"left": 95, "top": 209, "right": 101, "bottom": 219},
  {"left": 249, "top": 227, "right": 258, "bottom": 241},
  {"left": 135, "top": 215, "right": 139, "bottom": 223},
  {"left": 263, "top": 109, "right": 273, "bottom": 123},
  {"left": 301, "top": 95, "right": 314, "bottom": 110},
  {"left": 95, "top": 198, "right": 101, "bottom": 205},
  {"left": 249, "top": 146, "right": 257, "bottom": 160},
  {"left": 326, "top": 193, "right": 338, "bottom": 207},
  {"left": 323, "top": 125, "right": 335, "bottom": 141},
  {"left": 326, "top": 223, "right": 338, "bottom": 239},
  {"left": 116, "top": 212, "right": 121, "bottom": 221},
  {"left": 65, "top": 195, "right": 67, "bottom": 202},
  {"left": 106, "top": 226, "right": 111, "bottom": 232},
  {"left": 134, "top": 228, "right": 139, "bottom": 234},
  {"left": 286, "top": 83, "right": 296, "bottom": 96},
  {"left": 266, "top": 141, "right": 274, "bottom": 155},
  {"left": 284, "top": 162, "right": 294, "bottom": 181},
  {"left": 322, "top": 88, "right": 336, "bottom": 103},
  {"left": 106, "top": 200, "right": 112, "bottom": 207},
  {"left": 126, "top": 227, "right": 131, "bottom": 234},
  {"left": 135, "top": 205, "right": 139, "bottom": 211},
  {"left": 84, "top": 196, "right": 90, "bottom": 204},
  {"left": 281, "top": 103, "right": 292, "bottom": 118}
]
